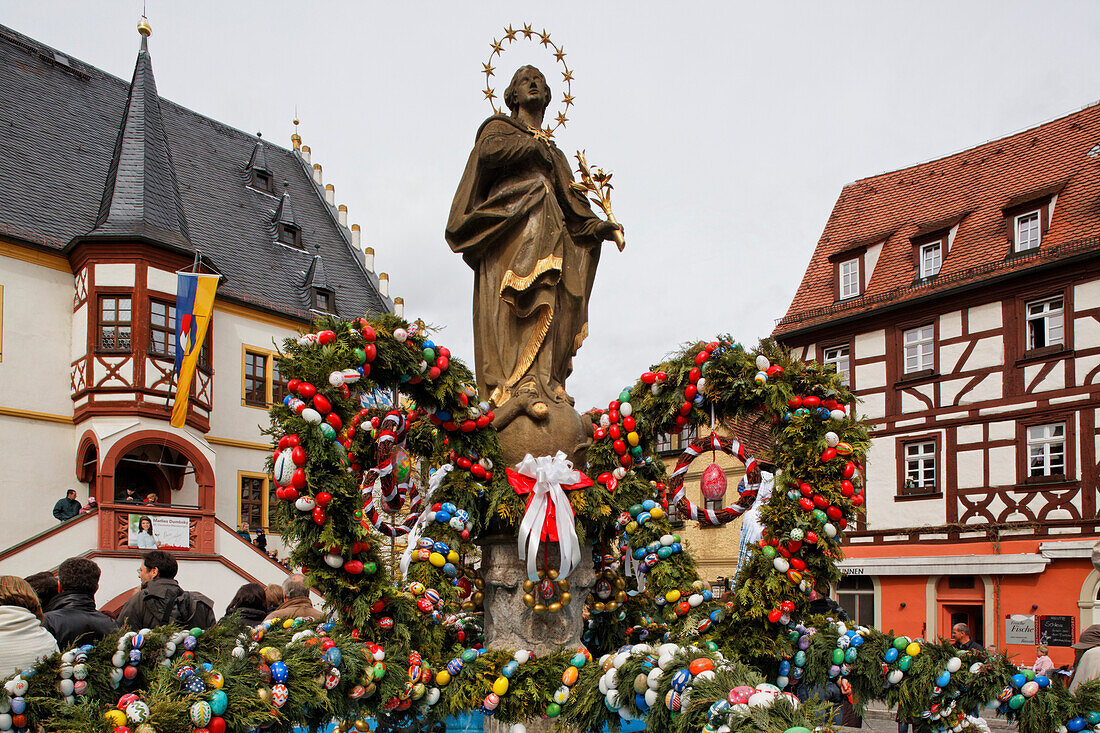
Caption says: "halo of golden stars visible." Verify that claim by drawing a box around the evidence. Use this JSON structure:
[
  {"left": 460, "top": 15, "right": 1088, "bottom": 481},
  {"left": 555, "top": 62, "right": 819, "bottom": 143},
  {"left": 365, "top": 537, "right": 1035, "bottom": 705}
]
[{"left": 482, "top": 24, "right": 574, "bottom": 141}]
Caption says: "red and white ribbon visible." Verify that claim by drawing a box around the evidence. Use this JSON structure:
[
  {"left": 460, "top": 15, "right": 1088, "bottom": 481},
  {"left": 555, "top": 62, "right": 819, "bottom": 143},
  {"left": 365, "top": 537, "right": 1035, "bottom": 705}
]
[{"left": 510, "top": 452, "right": 589, "bottom": 582}]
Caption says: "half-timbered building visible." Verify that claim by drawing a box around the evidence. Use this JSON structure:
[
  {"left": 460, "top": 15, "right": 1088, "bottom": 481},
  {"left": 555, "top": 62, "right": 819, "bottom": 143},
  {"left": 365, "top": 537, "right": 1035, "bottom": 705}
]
[
  {"left": 0, "top": 22, "right": 394, "bottom": 612},
  {"left": 774, "top": 103, "right": 1100, "bottom": 666}
]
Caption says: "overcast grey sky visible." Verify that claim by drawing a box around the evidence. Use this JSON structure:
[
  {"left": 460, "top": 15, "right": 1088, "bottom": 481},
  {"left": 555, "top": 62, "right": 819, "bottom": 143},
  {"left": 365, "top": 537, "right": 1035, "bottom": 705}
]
[{"left": 8, "top": 2, "right": 1100, "bottom": 410}]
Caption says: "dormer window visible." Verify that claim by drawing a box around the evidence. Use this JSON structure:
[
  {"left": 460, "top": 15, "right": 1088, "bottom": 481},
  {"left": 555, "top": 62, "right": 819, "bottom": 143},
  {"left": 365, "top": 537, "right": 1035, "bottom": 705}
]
[
  {"left": 251, "top": 168, "right": 274, "bottom": 194},
  {"left": 919, "top": 240, "right": 942, "bottom": 279},
  {"left": 1015, "top": 210, "right": 1041, "bottom": 252},
  {"left": 313, "top": 289, "right": 334, "bottom": 312},
  {"left": 839, "top": 257, "right": 860, "bottom": 299},
  {"left": 277, "top": 221, "right": 302, "bottom": 248}
]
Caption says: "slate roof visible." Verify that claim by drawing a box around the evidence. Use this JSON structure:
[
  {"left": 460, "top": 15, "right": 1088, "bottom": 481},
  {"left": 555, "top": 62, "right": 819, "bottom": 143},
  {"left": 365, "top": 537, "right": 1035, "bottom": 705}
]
[
  {"left": 0, "top": 24, "right": 389, "bottom": 321},
  {"left": 774, "top": 103, "right": 1100, "bottom": 337}
]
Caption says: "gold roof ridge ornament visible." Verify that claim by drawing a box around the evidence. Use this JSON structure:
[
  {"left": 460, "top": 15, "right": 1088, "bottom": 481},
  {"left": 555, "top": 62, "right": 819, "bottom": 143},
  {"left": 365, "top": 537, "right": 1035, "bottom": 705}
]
[{"left": 482, "top": 24, "right": 574, "bottom": 141}]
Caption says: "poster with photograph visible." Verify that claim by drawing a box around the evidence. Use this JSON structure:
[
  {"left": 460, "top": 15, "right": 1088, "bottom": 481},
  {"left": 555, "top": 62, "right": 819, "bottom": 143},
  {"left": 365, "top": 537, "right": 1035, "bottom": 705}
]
[{"left": 128, "top": 514, "right": 190, "bottom": 551}]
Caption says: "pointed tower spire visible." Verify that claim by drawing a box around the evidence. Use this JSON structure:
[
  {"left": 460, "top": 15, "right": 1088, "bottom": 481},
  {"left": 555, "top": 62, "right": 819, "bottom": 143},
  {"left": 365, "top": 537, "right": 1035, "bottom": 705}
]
[{"left": 85, "top": 17, "right": 191, "bottom": 252}]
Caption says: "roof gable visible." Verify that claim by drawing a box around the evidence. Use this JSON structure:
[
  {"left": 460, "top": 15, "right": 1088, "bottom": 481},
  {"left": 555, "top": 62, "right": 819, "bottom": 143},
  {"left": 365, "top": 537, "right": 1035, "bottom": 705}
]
[{"left": 775, "top": 105, "right": 1100, "bottom": 335}]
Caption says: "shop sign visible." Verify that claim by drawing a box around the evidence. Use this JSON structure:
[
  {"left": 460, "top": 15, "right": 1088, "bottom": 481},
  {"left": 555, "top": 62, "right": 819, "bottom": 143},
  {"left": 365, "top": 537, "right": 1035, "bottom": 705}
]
[{"left": 1004, "top": 614, "right": 1036, "bottom": 645}]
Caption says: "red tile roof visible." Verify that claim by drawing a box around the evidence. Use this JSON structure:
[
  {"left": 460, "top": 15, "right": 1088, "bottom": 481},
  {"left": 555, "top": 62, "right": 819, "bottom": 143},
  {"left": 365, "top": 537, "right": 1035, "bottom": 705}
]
[{"left": 774, "top": 103, "right": 1100, "bottom": 336}]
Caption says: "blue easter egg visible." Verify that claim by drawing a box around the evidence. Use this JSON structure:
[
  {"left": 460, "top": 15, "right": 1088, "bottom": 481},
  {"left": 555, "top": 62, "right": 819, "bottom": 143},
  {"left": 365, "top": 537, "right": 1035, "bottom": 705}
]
[
  {"left": 209, "top": 690, "right": 228, "bottom": 716},
  {"left": 270, "top": 661, "right": 289, "bottom": 683},
  {"left": 443, "top": 563, "right": 458, "bottom": 578},
  {"left": 635, "top": 693, "right": 650, "bottom": 712},
  {"left": 1035, "top": 675, "right": 1050, "bottom": 688},
  {"left": 1067, "top": 718, "right": 1087, "bottom": 732},
  {"left": 1086, "top": 711, "right": 1100, "bottom": 725},
  {"left": 936, "top": 671, "right": 951, "bottom": 687},
  {"left": 435, "top": 510, "right": 451, "bottom": 523},
  {"left": 10, "top": 698, "right": 25, "bottom": 715},
  {"left": 850, "top": 634, "right": 863, "bottom": 647},
  {"left": 884, "top": 648, "right": 899, "bottom": 663},
  {"left": 442, "top": 502, "right": 457, "bottom": 514},
  {"left": 670, "top": 669, "right": 691, "bottom": 692},
  {"left": 1011, "top": 673, "right": 1027, "bottom": 689},
  {"left": 324, "top": 647, "right": 342, "bottom": 666},
  {"left": 642, "top": 499, "right": 656, "bottom": 511},
  {"left": 702, "top": 590, "right": 713, "bottom": 601},
  {"left": 779, "top": 660, "right": 791, "bottom": 675},
  {"left": 657, "top": 547, "right": 673, "bottom": 559},
  {"left": 432, "top": 541, "right": 449, "bottom": 554},
  {"left": 844, "top": 647, "right": 858, "bottom": 663}
]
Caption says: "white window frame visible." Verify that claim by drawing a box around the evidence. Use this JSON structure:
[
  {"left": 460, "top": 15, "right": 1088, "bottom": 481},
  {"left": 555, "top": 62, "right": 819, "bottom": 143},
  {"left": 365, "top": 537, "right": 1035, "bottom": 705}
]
[
  {"left": 902, "top": 324, "right": 934, "bottom": 374},
  {"left": 1015, "top": 210, "right": 1041, "bottom": 252},
  {"left": 1026, "top": 296, "right": 1064, "bottom": 350},
  {"left": 839, "top": 257, "right": 860, "bottom": 299},
  {"left": 919, "top": 240, "right": 942, "bottom": 279},
  {"left": 903, "top": 440, "right": 936, "bottom": 493},
  {"left": 1027, "top": 423, "right": 1066, "bottom": 478},
  {"left": 823, "top": 344, "right": 850, "bottom": 385}
]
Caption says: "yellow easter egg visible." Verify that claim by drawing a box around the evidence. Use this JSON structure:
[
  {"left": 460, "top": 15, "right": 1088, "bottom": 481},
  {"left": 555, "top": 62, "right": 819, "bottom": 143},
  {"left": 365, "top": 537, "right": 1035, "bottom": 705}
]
[
  {"left": 429, "top": 552, "right": 446, "bottom": 568},
  {"left": 435, "top": 670, "right": 451, "bottom": 686},
  {"left": 649, "top": 507, "right": 664, "bottom": 520},
  {"left": 105, "top": 710, "right": 127, "bottom": 727},
  {"left": 906, "top": 642, "right": 921, "bottom": 657},
  {"left": 492, "top": 677, "right": 509, "bottom": 696},
  {"left": 666, "top": 590, "right": 681, "bottom": 603}
]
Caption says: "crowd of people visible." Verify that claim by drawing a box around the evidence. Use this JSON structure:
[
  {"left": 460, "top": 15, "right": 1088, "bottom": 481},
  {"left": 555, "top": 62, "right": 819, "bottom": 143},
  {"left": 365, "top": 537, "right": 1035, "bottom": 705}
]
[{"left": 0, "top": 550, "right": 324, "bottom": 678}]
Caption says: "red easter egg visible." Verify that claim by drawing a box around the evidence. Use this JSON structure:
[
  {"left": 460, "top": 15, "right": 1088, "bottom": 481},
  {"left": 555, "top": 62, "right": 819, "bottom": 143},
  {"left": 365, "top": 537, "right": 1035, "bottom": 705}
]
[
  {"left": 787, "top": 397, "right": 802, "bottom": 409},
  {"left": 436, "top": 356, "right": 449, "bottom": 371},
  {"left": 613, "top": 440, "right": 627, "bottom": 455},
  {"left": 813, "top": 494, "right": 828, "bottom": 509},
  {"left": 287, "top": 434, "right": 300, "bottom": 447},
  {"left": 641, "top": 371, "right": 656, "bottom": 384},
  {"left": 826, "top": 506, "right": 843, "bottom": 521},
  {"left": 799, "top": 483, "right": 813, "bottom": 497},
  {"left": 694, "top": 351, "right": 707, "bottom": 366},
  {"left": 805, "top": 531, "right": 818, "bottom": 543},
  {"left": 315, "top": 492, "right": 332, "bottom": 507},
  {"left": 318, "top": 330, "right": 336, "bottom": 345},
  {"left": 312, "top": 507, "right": 326, "bottom": 525},
  {"left": 852, "top": 495, "right": 865, "bottom": 506},
  {"left": 679, "top": 402, "right": 692, "bottom": 416},
  {"left": 802, "top": 396, "right": 820, "bottom": 409},
  {"left": 429, "top": 367, "right": 441, "bottom": 380},
  {"left": 843, "top": 461, "right": 857, "bottom": 479},
  {"left": 767, "top": 609, "right": 783, "bottom": 623},
  {"left": 476, "top": 414, "right": 492, "bottom": 429},
  {"left": 460, "top": 420, "right": 476, "bottom": 432},
  {"left": 208, "top": 717, "right": 226, "bottom": 733},
  {"left": 345, "top": 561, "right": 364, "bottom": 575},
  {"left": 700, "top": 463, "right": 727, "bottom": 501},
  {"left": 282, "top": 487, "right": 298, "bottom": 501},
  {"left": 291, "top": 468, "right": 307, "bottom": 489},
  {"left": 292, "top": 446, "right": 307, "bottom": 465},
  {"left": 326, "top": 413, "right": 342, "bottom": 430},
  {"left": 799, "top": 497, "right": 814, "bottom": 511},
  {"left": 313, "top": 394, "right": 332, "bottom": 414},
  {"left": 364, "top": 343, "right": 377, "bottom": 361},
  {"left": 689, "top": 658, "right": 714, "bottom": 675},
  {"left": 821, "top": 448, "right": 837, "bottom": 462},
  {"left": 609, "top": 425, "right": 621, "bottom": 439},
  {"left": 278, "top": 435, "right": 292, "bottom": 450},
  {"left": 656, "top": 371, "right": 668, "bottom": 382},
  {"left": 840, "top": 480, "right": 854, "bottom": 497},
  {"left": 286, "top": 379, "right": 301, "bottom": 395},
  {"left": 298, "top": 382, "right": 317, "bottom": 400},
  {"left": 362, "top": 325, "right": 376, "bottom": 341},
  {"left": 688, "top": 367, "right": 701, "bottom": 383},
  {"left": 684, "top": 384, "right": 697, "bottom": 400},
  {"left": 780, "top": 601, "right": 795, "bottom": 613}
]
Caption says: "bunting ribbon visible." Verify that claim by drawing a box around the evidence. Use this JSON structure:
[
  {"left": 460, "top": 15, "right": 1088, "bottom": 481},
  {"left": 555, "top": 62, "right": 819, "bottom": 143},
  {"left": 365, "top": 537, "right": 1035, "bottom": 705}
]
[{"left": 508, "top": 452, "right": 591, "bottom": 583}]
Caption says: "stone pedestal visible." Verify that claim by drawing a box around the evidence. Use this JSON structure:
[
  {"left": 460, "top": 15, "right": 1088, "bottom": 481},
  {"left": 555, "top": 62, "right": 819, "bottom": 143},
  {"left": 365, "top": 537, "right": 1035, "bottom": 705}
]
[{"left": 479, "top": 534, "right": 595, "bottom": 654}]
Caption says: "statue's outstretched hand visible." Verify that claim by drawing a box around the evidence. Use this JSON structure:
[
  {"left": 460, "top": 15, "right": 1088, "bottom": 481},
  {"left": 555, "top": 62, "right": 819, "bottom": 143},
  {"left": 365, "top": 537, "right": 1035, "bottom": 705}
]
[{"left": 595, "top": 220, "right": 623, "bottom": 241}]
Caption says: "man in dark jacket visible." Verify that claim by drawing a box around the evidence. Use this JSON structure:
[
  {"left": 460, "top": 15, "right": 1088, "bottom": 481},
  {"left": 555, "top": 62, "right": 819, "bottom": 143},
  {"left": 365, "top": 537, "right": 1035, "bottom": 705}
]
[
  {"left": 44, "top": 557, "right": 117, "bottom": 649},
  {"left": 117, "top": 550, "right": 215, "bottom": 630},
  {"left": 52, "top": 490, "right": 81, "bottom": 522}
]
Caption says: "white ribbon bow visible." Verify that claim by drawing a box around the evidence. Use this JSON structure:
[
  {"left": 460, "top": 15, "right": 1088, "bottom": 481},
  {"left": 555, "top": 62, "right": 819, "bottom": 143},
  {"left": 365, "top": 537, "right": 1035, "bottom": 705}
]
[
  {"left": 399, "top": 464, "right": 454, "bottom": 580},
  {"left": 515, "top": 452, "right": 583, "bottom": 583}
]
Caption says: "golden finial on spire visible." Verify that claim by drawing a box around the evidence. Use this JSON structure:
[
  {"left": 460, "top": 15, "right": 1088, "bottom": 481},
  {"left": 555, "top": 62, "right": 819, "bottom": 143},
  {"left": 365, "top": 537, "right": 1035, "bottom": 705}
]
[
  {"left": 291, "top": 111, "right": 302, "bottom": 150},
  {"left": 137, "top": 16, "right": 152, "bottom": 37}
]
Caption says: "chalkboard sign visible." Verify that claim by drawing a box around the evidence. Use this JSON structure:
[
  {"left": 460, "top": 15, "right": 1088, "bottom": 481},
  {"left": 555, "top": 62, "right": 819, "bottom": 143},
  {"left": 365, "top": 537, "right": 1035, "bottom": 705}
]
[{"left": 1038, "top": 615, "right": 1077, "bottom": 647}]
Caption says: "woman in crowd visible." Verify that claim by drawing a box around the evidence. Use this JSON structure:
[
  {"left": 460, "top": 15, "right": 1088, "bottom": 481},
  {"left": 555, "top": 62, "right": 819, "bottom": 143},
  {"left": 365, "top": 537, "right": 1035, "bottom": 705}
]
[
  {"left": 223, "top": 583, "right": 268, "bottom": 626},
  {"left": 0, "top": 576, "right": 59, "bottom": 677}
]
